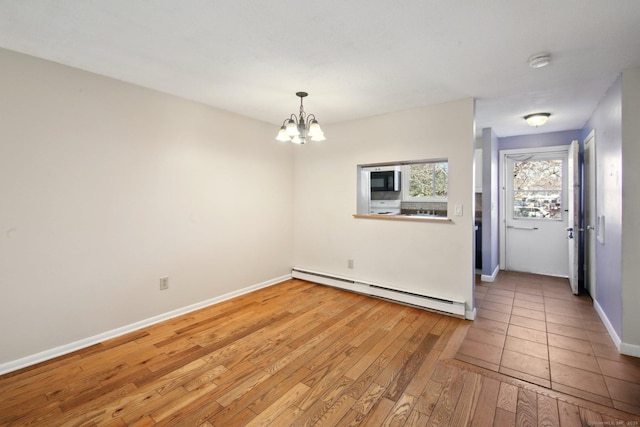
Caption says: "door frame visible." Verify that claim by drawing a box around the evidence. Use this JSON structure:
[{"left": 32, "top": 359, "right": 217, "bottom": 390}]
[
  {"left": 568, "top": 140, "right": 580, "bottom": 293},
  {"left": 499, "top": 145, "right": 571, "bottom": 270},
  {"left": 584, "top": 130, "right": 597, "bottom": 297}
]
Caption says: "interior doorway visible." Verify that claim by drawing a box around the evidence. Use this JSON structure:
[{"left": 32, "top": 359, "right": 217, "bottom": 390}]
[{"left": 500, "top": 146, "right": 571, "bottom": 277}]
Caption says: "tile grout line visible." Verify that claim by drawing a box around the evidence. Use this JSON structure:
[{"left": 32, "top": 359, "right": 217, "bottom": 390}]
[
  {"left": 495, "top": 291, "right": 513, "bottom": 379},
  {"left": 544, "top": 295, "right": 552, "bottom": 394}
]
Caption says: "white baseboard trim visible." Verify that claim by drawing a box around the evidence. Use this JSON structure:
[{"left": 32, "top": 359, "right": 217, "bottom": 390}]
[
  {"left": 591, "top": 299, "right": 640, "bottom": 357},
  {"left": 0, "top": 274, "right": 291, "bottom": 376},
  {"left": 481, "top": 265, "right": 500, "bottom": 283},
  {"left": 620, "top": 342, "right": 640, "bottom": 358},
  {"left": 466, "top": 307, "right": 477, "bottom": 320},
  {"left": 593, "top": 299, "right": 622, "bottom": 350}
]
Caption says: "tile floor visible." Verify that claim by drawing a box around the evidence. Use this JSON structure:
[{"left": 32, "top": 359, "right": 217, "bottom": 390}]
[{"left": 455, "top": 271, "right": 640, "bottom": 416}]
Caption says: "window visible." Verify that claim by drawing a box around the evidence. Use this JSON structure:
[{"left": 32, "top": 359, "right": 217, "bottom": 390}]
[
  {"left": 512, "top": 159, "right": 562, "bottom": 219},
  {"left": 403, "top": 161, "right": 448, "bottom": 201}
]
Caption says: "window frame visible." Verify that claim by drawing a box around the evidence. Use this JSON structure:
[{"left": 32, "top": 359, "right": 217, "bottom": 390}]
[
  {"left": 401, "top": 160, "right": 449, "bottom": 203},
  {"left": 510, "top": 155, "right": 565, "bottom": 222}
]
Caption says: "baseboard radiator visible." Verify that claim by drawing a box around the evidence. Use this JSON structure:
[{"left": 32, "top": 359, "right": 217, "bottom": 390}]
[{"left": 291, "top": 268, "right": 465, "bottom": 317}]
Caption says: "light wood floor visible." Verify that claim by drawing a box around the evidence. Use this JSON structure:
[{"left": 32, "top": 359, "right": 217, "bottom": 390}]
[{"left": 1, "top": 278, "right": 638, "bottom": 426}]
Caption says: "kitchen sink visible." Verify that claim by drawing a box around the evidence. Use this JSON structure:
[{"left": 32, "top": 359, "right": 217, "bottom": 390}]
[{"left": 397, "top": 213, "right": 444, "bottom": 218}]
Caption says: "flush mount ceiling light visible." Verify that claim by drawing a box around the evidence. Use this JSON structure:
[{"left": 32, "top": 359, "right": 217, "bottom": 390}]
[
  {"left": 528, "top": 52, "right": 551, "bottom": 68},
  {"left": 276, "top": 92, "right": 325, "bottom": 144},
  {"left": 524, "top": 113, "right": 551, "bottom": 127}
]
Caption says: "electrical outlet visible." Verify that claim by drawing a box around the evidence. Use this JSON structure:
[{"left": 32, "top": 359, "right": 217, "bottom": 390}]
[
  {"left": 159, "top": 277, "right": 169, "bottom": 290},
  {"left": 348, "top": 259, "right": 354, "bottom": 269},
  {"left": 455, "top": 204, "right": 463, "bottom": 216}
]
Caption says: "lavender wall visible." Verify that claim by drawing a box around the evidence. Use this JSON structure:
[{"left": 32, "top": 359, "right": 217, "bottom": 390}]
[
  {"left": 481, "top": 128, "right": 499, "bottom": 277},
  {"left": 499, "top": 130, "right": 582, "bottom": 151},
  {"left": 581, "top": 76, "right": 623, "bottom": 338}
]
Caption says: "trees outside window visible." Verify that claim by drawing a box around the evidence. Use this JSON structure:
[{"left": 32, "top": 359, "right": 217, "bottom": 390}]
[
  {"left": 512, "top": 159, "right": 562, "bottom": 219},
  {"left": 404, "top": 161, "right": 448, "bottom": 201}
]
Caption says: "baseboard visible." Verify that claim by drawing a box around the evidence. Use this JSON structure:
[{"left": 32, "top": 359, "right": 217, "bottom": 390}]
[
  {"left": 465, "top": 307, "right": 477, "bottom": 320},
  {"left": 292, "top": 267, "right": 466, "bottom": 318},
  {"left": 481, "top": 265, "right": 500, "bottom": 282},
  {"left": 0, "top": 274, "right": 291, "bottom": 376},
  {"left": 591, "top": 299, "right": 640, "bottom": 357},
  {"left": 620, "top": 342, "right": 640, "bottom": 358},
  {"left": 593, "top": 299, "right": 622, "bottom": 350}
]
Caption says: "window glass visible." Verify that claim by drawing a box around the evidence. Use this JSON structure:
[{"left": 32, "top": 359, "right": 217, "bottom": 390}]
[
  {"left": 512, "top": 159, "right": 562, "bottom": 219},
  {"left": 405, "top": 161, "right": 448, "bottom": 201}
]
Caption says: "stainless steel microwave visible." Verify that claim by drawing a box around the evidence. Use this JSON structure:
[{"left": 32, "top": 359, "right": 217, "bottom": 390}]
[{"left": 370, "top": 169, "right": 401, "bottom": 192}]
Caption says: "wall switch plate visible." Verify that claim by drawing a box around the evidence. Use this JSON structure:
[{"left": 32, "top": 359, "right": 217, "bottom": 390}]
[
  {"left": 455, "top": 205, "right": 463, "bottom": 216},
  {"left": 348, "top": 259, "right": 354, "bottom": 269},
  {"left": 597, "top": 215, "right": 605, "bottom": 244},
  {"left": 160, "top": 277, "right": 169, "bottom": 290}
]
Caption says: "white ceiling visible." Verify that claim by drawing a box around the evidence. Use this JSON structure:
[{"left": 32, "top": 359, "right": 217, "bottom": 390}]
[{"left": 1, "top": 1, "right": 639, "bottom": 137}]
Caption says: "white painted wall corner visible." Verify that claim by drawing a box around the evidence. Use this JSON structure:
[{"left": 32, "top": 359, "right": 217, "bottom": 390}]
[{"left": 481, "top": 265, "right": 500, "bottom": 282}]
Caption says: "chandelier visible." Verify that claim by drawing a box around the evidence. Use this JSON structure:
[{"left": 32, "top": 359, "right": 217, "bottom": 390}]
[{"left": 276, "top": 92, "right": 325, "bottom": 144}]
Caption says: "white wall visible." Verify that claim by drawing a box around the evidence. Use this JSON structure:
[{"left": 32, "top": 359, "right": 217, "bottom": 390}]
[
  {"left": 0, "top": 48, "right": 294, "bottom": 366},
  {"left": 293, "top": 99, "right": 476, "bottom": 315},
  {"left": 621, "top": 67, "right": 640, "bottom": 355}
]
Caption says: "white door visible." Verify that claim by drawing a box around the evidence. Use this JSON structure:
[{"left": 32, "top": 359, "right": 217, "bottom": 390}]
[
  {"left": 567, "top": 140, "right": 580, "bottom": 294},
  {"left": 584, "top": 131, "right": 597, "bottom": 297},
  {"left": 502, "top": 147, "right": 569, "bottom": 277}
]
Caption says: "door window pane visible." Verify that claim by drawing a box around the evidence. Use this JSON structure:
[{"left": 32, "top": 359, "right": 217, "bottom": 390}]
[{"left": 513, "top": 159, "right": 562, "bottom": 219}]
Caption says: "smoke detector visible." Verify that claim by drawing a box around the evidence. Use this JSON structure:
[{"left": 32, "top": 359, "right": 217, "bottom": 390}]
[{"left": 528, "top": 52, "right": 551, "bottom": 68}]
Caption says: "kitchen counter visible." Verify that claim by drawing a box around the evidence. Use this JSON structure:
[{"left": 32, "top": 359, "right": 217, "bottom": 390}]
[{"left": 353, "top": 213, "right": 452, "bottom": 222}]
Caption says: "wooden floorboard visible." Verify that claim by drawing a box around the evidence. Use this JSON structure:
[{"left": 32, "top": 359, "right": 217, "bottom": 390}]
[{"left": 1, "top": 278, "right": 639, "bottom": 426}]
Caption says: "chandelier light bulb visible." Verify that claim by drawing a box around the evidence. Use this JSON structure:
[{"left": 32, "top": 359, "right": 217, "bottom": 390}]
[
  {"left": 285, "top": 119, "right": 299, "bottom": 137},
  {"left": 310, "top": 131, "right": 326, "bottom": 142},
  {"left": 308, "top": 120, "right": 322, "bottom": 137},
  {"left": 276, "top": 126, "right": 290, "bottom": 142}
]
